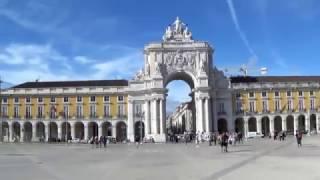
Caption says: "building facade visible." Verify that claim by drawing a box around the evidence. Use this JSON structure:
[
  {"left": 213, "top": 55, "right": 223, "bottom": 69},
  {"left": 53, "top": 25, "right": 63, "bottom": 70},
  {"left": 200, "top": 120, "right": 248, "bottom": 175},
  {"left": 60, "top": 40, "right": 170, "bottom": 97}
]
[{"left": 1, "top": 17, "right": 319, "bottom": 143}]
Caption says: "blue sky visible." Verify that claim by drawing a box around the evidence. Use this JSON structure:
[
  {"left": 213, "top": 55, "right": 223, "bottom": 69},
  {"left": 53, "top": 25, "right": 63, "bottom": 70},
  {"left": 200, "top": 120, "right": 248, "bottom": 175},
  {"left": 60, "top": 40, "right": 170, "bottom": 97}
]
[{"left": 0, "top": 0, "right": 319, "bottom": 111}]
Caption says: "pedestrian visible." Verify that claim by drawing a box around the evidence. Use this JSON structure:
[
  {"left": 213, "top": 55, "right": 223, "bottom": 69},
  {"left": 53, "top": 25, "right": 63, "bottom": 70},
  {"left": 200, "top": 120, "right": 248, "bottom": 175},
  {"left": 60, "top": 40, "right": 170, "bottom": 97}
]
[
  {"left": 296, "top": 131, "right": 302, "bottom": 147},
  {"left": 103, "top": 136, "right": 107, "bottom": 148},
  {"left": 99, "top": 136, "right": 103, "bottom": 148},
  {"left": 95, "top": 136, "right": 99, "bottom": 148},
  {"left": 213, "top": 133, "right": 217, "bottom": 146},
  {"left": 209, "top": 133, "right": 213, "bottom": 146}
]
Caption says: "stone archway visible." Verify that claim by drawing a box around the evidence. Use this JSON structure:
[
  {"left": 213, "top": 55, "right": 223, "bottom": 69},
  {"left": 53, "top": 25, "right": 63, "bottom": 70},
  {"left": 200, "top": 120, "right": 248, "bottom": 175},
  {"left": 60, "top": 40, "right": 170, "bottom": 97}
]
[
  {"left": 88, "top": 121, "right": 98, "bottom": 139},
  {"left": 1, "top": 121, "right": 9, "bottom": 142},
  {"left": 128, "top": 18, "right": 213, "bottom": 142},
  {"left": 74, "top": 122, "right": 84, "bottom": 139},
  {"left": 134, "top": 121, "right": 145, "bottom": 142},
  {"left": 310, "top": 114, "right": 317, "bottom": 133},
  {"left": 248, "top": 117, "right": 257, "bottom": 132},
  {"left": 261, "top": 116, "right": 270, "bottom": 136},
  {"left": 36, "top": 122, "right": 45, "bottom": 140},
  {"left": 23, "top": 121, "right": 32, "bottom": 142},
  {"left": 116, "top": 121, "right": 127, "bottom": 142},
  {"left": 48, "top": 122, "right": 58, "bottom": 142},
  {"left": 61, "top": 122, "right": 71, "bottom": 141},
  {"left": 101, "top": 121, "right": 112, "bottom": 137},
  {"left": 298, "top": 115, "right": 305, "bottom": 132},
  {"left": 218, "top": 118, "right": 228, "bottom": 133},
  {"left": 286, "top": 115, "right": 294, "bottom": 134},
  {"left": 12, "top": 122, "right": 20, "bottom": 142},
  {"left": 274, "top": 116, "right": 282, "bottom": 132},
  {"left": 235, "top": 118, "right": 244, "bottom": 134}
]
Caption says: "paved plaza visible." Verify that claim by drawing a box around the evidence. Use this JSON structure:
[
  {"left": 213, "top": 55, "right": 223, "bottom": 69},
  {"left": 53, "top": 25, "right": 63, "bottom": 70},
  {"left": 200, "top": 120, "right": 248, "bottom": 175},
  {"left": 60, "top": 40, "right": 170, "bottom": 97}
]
[{"left": 0, "top": 136, "right": 320, "bottom": 180}]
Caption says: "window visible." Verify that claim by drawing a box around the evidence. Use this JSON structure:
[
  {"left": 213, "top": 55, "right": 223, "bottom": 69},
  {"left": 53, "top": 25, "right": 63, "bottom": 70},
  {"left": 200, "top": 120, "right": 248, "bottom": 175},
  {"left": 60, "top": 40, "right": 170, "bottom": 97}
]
[
  {"left": 14, "top": 97, "right": 19, "bottom": 103},
  {"left": 118, "top": 104, "right": 125, "bottom": 116},
  {"left": 37, "top": 105, "right": 44, "bottom": 118},
  {"left": 275, "top": 99, "right": 280, "bottom": 111},
  {"left": 26, "top": 97, "right": 31, "bottom": 103},
  {"left": 262, "top": 100, "right": 268, "bottom": 112},
  {"left": 63, "top": 96, "right": 69, "bottom": 103},
  {"left": 287, "top": 99, "right": 293, "bottom": 110},
  {"left": 25, "top": 105, "right": 31, "bottom": 118},
  {"left": 76, "top": 105, "right": 83, "bottom": 118},
  {"left": 38, "top": 97, "right": 43, "bottom": 103},
  {"left": 298, "top": 99, "right": 304, "bottom": 110},
  {"left": 274, "top": 91, "right": 280, "bottom": 97},
  {"left": 261, "top": 91, "right": 267, "bottom": 98},
  {"left": 104, "top": 104, "right": 110, "bottom": 117},
  {"left": 90, "top": 104, "right": 96, "bottom": 117},
  {"left": 249, "top": 101, "right": 255, "bottom": 112},
  {"left": 135, "top": 104, "right": 142, "bottom": 116},
  {"left": 298, "top": 91, "right": 303, "bottom": 97},
  {"left": 77, "top": 96, "right": 82, "bottom": 102},
  {"left": 63, "top": 105, "right": 69, "bottom": 118},
  {"left": 14, "top": 105, "right": 19, "bottom": 118},
  {"left": 249, "top": 92, "right": 254, "bottom": 98},
  {"left": 236, "top": 100, "right": 242, "bottom": 112},
  {"left": 50, "top": 97, "right": 56, "bottom": 103},
  {"left": 90, "top": 96, "right": 96, "bottom": 102},
  {"left": 310, "top": 91, "right": 314, "bottom": 96},
  {"left": 287, "top": 91, "right": 291, "bottom": 97},
  {"left": 50, "top": 105, "right": 56, "bottom": 118},
  {"left": 118, "top": 95, "right": 124, "bottom": 102},
  {"left": 2, "top": 97, "right": 7, "bottom": 103},
  {"left": 235, "top": 93, "right": 241, "bottom": 98},
  {"left": 218, "top": 103, "right": 225, "bottom": 113},
  {"left": 1, "top": 105, "right": 8, "bottom": 117},
  {"left": 310, "top": 98, "right": 315, "bottom": 110},
  {"left": 104, "top": 96, "right": 110, "bottom": 102}
]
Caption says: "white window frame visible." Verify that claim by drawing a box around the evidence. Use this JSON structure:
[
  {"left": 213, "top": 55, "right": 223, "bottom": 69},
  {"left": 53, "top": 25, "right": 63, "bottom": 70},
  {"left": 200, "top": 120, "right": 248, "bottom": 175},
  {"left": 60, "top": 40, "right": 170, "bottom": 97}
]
[
  {"left": 274, "top": 91, "right": 280, "bottom": 97},
  {"left": 249, "top": 101, "right": 255, "bottom": 112},
  {"left": 298, "top": 91, "right": 304, "bottom": 97},
  {"left": 14, "top": 105, "right": 19, "bottom": 118},
  {"left": 90, "top": 96, "right": 96, "bottom": 103},
  {"left": 25, "top": 97, "right": 31, "bottom": 104},
  {"left": 77, "top": 96, "right": 82, "bottom": 103},
  {"left": 261, "top": 91, "right": 267, "bottom": 98},
  {"left": 274, "top": 99, "right": 280, "bottom": 111},
  {"left": 248, "top": 92, "right": 255, "bottom": 98},
  {"left": 76, "top": 105, "right": 83, "bottom": 117},
  {"left": 104, "top": 95, "right": 110, "bottom": 102},
  {"left": 262, "top": 100, "right": 268, "bottom": 112}
]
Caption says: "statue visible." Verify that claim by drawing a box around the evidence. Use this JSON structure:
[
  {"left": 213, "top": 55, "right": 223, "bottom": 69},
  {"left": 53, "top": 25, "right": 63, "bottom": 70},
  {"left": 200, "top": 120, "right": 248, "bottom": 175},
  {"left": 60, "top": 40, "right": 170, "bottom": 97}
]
[
  {"left": 183, "top": 27, "right": 192, "bottom": 40},
  {"left": 155, "top": 61, "right": 161, "bottom": 74},
  {"left": 162, "top": 17, "right": 193, "bottom": 42},
  {"left": 145, "top": 62, "right": 150, "bottom": 76},
  {"left": 134, "top": 69, "right": 144, "bottom": 80},
  {"left": 200, "top": 59, "right": 206, "bottom": 72}
]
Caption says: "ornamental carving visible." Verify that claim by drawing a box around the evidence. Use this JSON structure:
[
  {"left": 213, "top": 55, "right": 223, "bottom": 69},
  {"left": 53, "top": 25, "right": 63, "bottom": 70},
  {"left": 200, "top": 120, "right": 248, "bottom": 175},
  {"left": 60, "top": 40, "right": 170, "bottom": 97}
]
[{"left": 163, "top": 51, "right": 197, "bottom": 74}]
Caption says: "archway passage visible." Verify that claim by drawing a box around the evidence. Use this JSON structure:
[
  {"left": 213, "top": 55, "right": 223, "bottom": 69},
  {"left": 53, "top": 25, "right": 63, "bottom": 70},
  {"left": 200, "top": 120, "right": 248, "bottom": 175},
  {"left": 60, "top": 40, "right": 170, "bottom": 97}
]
[
  {"left": 274, "top": 116, "right": 282, "bottom": 132},
  {"left": 88, "top": 122, "right": 98, "bottom": 139},
  {"left": 286, "top": 115, "right": 294, "bottom": 135},
  {"left": 23, "top": 122, "right": 32, "bottom": 142},
  {"left": 261, "top": 116, "right": 270, "bottom": 136},
  {"left": 134, "top": 121, "right": 145, "bottom": 142},
  {"left": 235, "top": 118, "right": 244, "bottom": 134},
  {"left": 101, "top": 121, "right": 112, "bottom": 137},
  {"left": 12, "top": 122, "right": 20, "bottom": 142},
  {"left": 116, "top": 121, "right": 127, "bottom": 142},
  {"left": 298, "top": 115, "right": 305, "bottom": 132},
  {"left": 74, "top": 122, "right": 84, "bottom": 139},
  {"left": 48, "top": 122, "right": 58, "bottom": 142},
  {"left": 1, "top": 121, "right": 9, "bottom": 142},
  {"left": 61, "top": 122, "right": 71, "bottom": 141},
  {"left": 36, "top": 122, "right": 45, "bottom": 140},
  {"left": 218, "top": 119, "right": 228, "bottom": 133},
  {"left": 310, "top": 114, "right": 317, "bottom": 133},
  {"left": 248, "top": 117, "right": 257, "bottom": 132}
]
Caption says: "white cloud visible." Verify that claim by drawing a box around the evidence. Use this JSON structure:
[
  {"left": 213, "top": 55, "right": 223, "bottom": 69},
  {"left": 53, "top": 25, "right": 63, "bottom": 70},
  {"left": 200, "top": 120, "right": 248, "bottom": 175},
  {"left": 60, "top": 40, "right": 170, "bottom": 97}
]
[
  {"left": 226, "top": 0, "right": 258, "bottom": 59},
  {"left": 74, "top": 56, "right": 95, "bottom": 64}
]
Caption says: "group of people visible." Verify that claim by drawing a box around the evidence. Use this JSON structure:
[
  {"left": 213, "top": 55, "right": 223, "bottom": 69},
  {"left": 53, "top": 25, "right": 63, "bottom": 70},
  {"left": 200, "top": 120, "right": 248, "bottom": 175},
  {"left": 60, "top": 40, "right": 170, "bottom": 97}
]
[{"left": 89, "top": 136, "right": 108, "bottom": 148}]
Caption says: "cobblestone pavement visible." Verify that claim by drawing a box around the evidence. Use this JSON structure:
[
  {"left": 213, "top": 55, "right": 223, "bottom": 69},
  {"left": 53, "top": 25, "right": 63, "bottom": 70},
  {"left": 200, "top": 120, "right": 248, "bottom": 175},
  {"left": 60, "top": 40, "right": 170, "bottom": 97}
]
[{"left": 0, "top": 136, "right": 320, "bottom": 180}]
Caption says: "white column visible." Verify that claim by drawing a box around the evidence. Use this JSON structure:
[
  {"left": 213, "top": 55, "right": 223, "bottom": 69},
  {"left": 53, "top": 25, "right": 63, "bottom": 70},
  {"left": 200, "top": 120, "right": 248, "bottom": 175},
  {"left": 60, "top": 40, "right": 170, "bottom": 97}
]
[
  {"left": 8, "top": 122, "right": 12, "bottom": 142},
  {"left": 244, "top": 117, "right": 248, "bottom": 138},
  {"left": 98, "top": 124, "right": 102, "bottom": 137},
  {"left": 317, "top": 115, "right": 320, "bottom": 134},
  {"left": 306, "top": 115, "right": 310, "bottom": 135},
  {"left": 58, "top": 125, "right": 62, "bottom": 141},
  {"left": 71, "top": 122, "right": 75, "bottom": 139},
  {"left": 112, "top": 125, "right": 116, "bottom": 138},
  {"left": 84, "top": 123, "right": 88, "bottom": 141},
  {"left": 159, "top": 99, "right": 166, "bottom": 134},
  {"left": 20, "top": 124, "right": 24, "bottom": 142},
  {"left": 282, "top": 116, "right": 287, "bottom": 131},
  {"left": 257, "top": 118, "right": 262, "bottom": 134},
  {"left": 32, "top": 122, "right": 37, "bottom": 142},
  {"left": 270, "top": 118, "right": 274, "bottom": 136},
  {"left": 127, "top": 101, "right": 134, "bottom": 141},
  {"left": 294, "top": 116, "right": 298, "bottom": 135},
  {"left": 151, "top": 99, "right": 158, "bottom": 134},
  {"left": 45, "top": 122, "right": 49, "bottom": 142},
  {"left": 196, "top": 98, "right": 204, "bottom": 133},
  {"left": 204, "top": 98, "right": 210, "bottom": 132},
  {"left": 144, "top": 100, "right": 150, "bottom": 135}
]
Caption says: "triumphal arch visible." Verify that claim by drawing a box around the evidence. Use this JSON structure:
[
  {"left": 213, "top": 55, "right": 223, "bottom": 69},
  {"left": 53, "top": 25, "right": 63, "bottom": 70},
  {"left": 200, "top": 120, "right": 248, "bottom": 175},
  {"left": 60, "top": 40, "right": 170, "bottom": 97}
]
[{"left": 127, "top": 17, "right": 232, "bottom": 142}]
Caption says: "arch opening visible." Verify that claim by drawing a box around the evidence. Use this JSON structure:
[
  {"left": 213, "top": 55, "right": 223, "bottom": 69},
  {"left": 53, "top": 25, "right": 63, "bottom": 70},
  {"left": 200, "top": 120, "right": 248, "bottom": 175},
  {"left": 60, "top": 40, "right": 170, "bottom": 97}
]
[
  {"left": 286, "top": 115, "right": 294, "bottom": 135},
  {"left": 248, "top": 117, "right": 257, "bottom": 132},
  {"left": 310, "top": 114, "right": 317, "bottom": 134},
  {"left": 134, "top": 121, "right": 145, "bottom": 142},
  {"left": 23, "top": 122, "right": 32, "bottom": 142},
  {"left": 261, "top": 116, "right": 270, "bottom": 136},
  {"left": 101, "top": 121, "right": 112, "bottom": 137},
  {"left": 116, "top": 121, "right": 127, "bottom": 142},
  {"left": 274, "top": 116, "right": 282, "bottom": 132},
  {"left": 235, "top": 118, "right": 244, "bottom": 134},
  {"left": 74, "top": 122, "right": 84, "bottom": 139}
]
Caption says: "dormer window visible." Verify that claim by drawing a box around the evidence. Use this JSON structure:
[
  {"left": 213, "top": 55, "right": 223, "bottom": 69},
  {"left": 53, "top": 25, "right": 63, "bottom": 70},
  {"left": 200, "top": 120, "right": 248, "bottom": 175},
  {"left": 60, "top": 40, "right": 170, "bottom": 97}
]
[
  {"left": 249, "top": 92, "right": 254, "bottom": 98},
  {"left": 261, "top": 91, "right": 267, "bottom": 98}
]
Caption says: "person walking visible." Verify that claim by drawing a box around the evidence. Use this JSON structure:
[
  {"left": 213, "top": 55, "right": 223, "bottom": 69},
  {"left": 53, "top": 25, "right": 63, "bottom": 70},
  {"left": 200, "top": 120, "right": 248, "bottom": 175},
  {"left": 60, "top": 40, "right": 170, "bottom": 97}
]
[
  {"left": 99, "top": 136, "right": 103, "bottom": 148},
  {"left": 296, "top": 131, "right": 302, "bottom": 147},
  {"left": 208, "top": 133, "right": 213, "bottom": 146},
  {"left": 213, "top": 133, "right": 217, "bottom": 146},
  {"left": 103, "top": 136, "right": 107, "bottom": 148}
]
